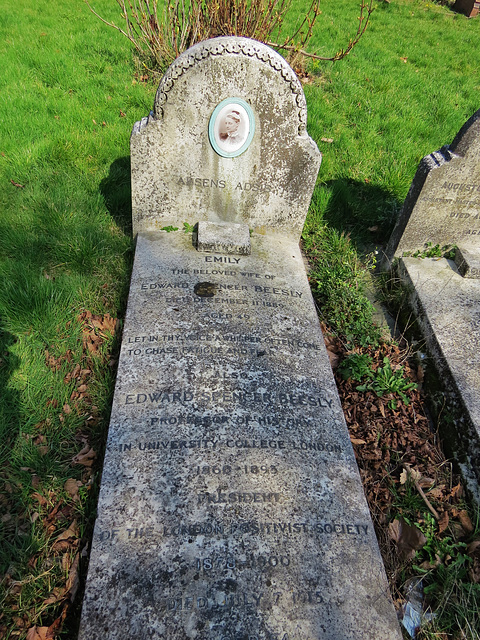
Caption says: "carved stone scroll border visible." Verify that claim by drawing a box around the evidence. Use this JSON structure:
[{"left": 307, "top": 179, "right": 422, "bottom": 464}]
[{"left": 150, "top": 37, "right": 308, "bottom": 136}]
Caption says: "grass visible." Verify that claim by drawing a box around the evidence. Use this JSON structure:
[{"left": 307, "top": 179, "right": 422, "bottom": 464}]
[
  {"left": 0, "top": 0, "right": 152, "bottom": 635},
  {"left": 0, "top": 0, "right": 480, "bottom": 637},
  {"left": 303, "top": 0, "right": 480, "bottom": 247}
]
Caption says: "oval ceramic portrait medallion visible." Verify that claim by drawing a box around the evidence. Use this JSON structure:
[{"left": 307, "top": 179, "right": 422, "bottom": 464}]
[{"left": 209, "top": 98, "right": 255, "bottom": 158}]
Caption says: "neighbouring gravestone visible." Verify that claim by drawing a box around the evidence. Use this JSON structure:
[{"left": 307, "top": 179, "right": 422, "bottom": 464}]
[
  {"left": 453, "top": 0, "right": 480, "bottom": 18},
  {"left": 384, "top": 108, "right": 480, "bottom": 265},
  {"left": 78, "top": 37, "right": 402, "bottom": 640},
  {"left": 384, "top": 108, "right": 480, "bottom": 504},
  {"left": 398, "top": 257, "right": 480, "bottom": 502}
]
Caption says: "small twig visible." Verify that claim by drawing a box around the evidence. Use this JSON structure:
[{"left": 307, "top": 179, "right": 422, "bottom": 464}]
[
  {"left": 268, "top": 0, "right": 374, "bottom": 63},
  {"left": 414, "top": 479, "right": 439, "bottom": 521},
  {"left": 266, "top": 42, "right": 342, "bottom": 61}
]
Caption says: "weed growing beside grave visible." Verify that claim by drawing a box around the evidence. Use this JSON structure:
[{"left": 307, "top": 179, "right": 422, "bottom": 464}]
[
  {"left": 302, "top": 216, "right": 381, "bottom": 347},
  {"left": 328, "top": 334, "right": 480, "bottom": 640}
]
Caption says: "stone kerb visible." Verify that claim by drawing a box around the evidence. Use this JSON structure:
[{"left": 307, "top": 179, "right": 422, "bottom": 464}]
[
  {"left": 384, "top": 108, "right": 480, "bottom": 265},
  {"left": 131, "top": 37, "right": 321, "bottom": 241}
]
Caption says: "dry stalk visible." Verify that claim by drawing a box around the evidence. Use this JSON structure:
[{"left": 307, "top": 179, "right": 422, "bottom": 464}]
[{"left": 85, "top": 0, "right": 374, "bottom": 71}]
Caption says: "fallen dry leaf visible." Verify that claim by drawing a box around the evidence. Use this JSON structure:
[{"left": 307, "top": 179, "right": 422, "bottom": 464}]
[
  {"left": 32, "top": 492, "right": 48, "bottom": 507},
  {"left": 55, "top": 520, "right": 79, "bottom": 542},
  {"left": 418, "top": 554, "right": 442, "bottom": 571},
  {"left": 450, "top": 482, "right": 463, "bottom": 499},
  {"left": 438, "top": 510, "right": 449, "bottom": 535},
  {"left": 467, "top": 540, "right": 480, "bottom": 583},
  {"left": 43, "top": 587, "right": 65, "bottom": 606},
  {"left": 428, "top": 484, "right": 446, "bottom": 500},
  {"left": 26, "top": 627, "right": 49, "bottom": 640},
  {"left": 72, "top": 446, "right": 96, "bottom": 467},
  {"left": 418, "top": 476, "right": 435, "bottom": 489},
  {"left": 64, "top": 478, "right": 82, "bottom": 502},
  {"left": 66, "top": 553, "right": 80, "bottom": 601},
  {"left": 458, "top": 510, "right": 474, "bottom": 534},
  {"left": 388, "top": 518, "right": 427, "bottom": 561},
  {"left": 45, "top": 604, "right": 69, "bottom": 638},
  {"left": 52, "top": 521, "right": 80, "bottom": 552}
]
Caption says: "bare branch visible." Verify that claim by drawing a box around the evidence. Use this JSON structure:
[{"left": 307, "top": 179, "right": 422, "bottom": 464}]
[
  {"left": 269, "top": 0, "right": 375, "bottom": 62},
  {"left": 84, "top": 0, "right": 375, "bottom": 72}
]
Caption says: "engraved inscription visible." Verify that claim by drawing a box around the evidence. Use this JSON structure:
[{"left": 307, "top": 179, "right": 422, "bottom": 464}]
[
  {"left": 79, "top": 231, "right": 400, "bottom": 640},
  {"left": 96, "top": 521, "right": 370, "bottom": 543}
]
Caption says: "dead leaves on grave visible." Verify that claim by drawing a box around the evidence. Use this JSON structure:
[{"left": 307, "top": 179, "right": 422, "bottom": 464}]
[
  {"left": 1, "top": 311, "right": 117, "bottom": 638},
  {"left": 3, "top": 491, "right": 82, "bottom": 638},
  {"left": 44, "top": 309, "right": 118, "bottom": 421},
  {"left": 323, "top": 326, "right": 480, "bottom": 597}
]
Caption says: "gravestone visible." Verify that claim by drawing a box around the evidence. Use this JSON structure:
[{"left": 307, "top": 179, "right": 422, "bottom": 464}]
[
  {"left": 384, "top": 108, "right": 480, "bottom": 503},
  {"left": 384, "top": 108, "right": 480, "bottom": 266},
  {"left": 453, "top": 0, "right": 480, "bottom": 18},
  {"left": 79, "top": 37, "right": 402, "bottom": 639}
]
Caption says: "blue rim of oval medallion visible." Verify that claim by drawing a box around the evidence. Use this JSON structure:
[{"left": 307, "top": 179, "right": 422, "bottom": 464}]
[{"left": 209, "top": 98, "right": 255, "bottom": 158}]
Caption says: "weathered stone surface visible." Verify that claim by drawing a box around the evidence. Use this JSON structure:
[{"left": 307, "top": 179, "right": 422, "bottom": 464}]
[
  {"left": 78, "top": 231, "right": 402, "bottom": 639},
  {"left": 130, "top": 37, "right": 321, "bottom": 242},
  {"left": 197, "top": 221, "right": 251, "bottom": 255},
  {"left": 454, "top": 246, "right": 480, "bottom": 278},
  {"left": 79, "top": 36, "right": 402, "bottom": 639},
  {"left": 384, "top": 108, "right": 480, "bottom": 265},
  {"left": 398, "top": 257, "right": 480, "bottom": 502}
]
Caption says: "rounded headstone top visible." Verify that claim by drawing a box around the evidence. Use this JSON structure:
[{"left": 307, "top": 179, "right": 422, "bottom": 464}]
[{"left": 153, "top": 36, "right": 308, "bottom": 134}]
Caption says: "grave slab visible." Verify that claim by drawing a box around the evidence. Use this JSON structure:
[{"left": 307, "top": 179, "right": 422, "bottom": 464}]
[
  {"left": 79, "top": 231, "right": 402, "bottom": 639},
  {"left": 384, "top": 108, "right": 480, "bottom": 266},
  {"left": 398, "top": 257, "right": 480, "bottom": 502},
  {"left": 79, "top": 36, "right": 401, "bottom": 639},
  {"left": 384, "top": 105, "right": 480, "bottom": 503}
]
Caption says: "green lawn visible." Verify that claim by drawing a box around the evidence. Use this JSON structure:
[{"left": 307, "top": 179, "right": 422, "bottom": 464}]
[{"left": 0, "top": 0, "right": 479, "bottom": 637}]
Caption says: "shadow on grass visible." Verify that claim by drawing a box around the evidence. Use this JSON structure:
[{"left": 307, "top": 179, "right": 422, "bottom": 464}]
[
  {"left": 0, "top": 325, "right": 20, "bottom": 459},
  {"left": 0, "top": 324, "right": 21, "bottom": 574},
  {"left": 319, "top": 178, "right": 403, "bottom": 253},
  {"left": 100, "top": 156, "right": 133, "bottom": 237}
]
